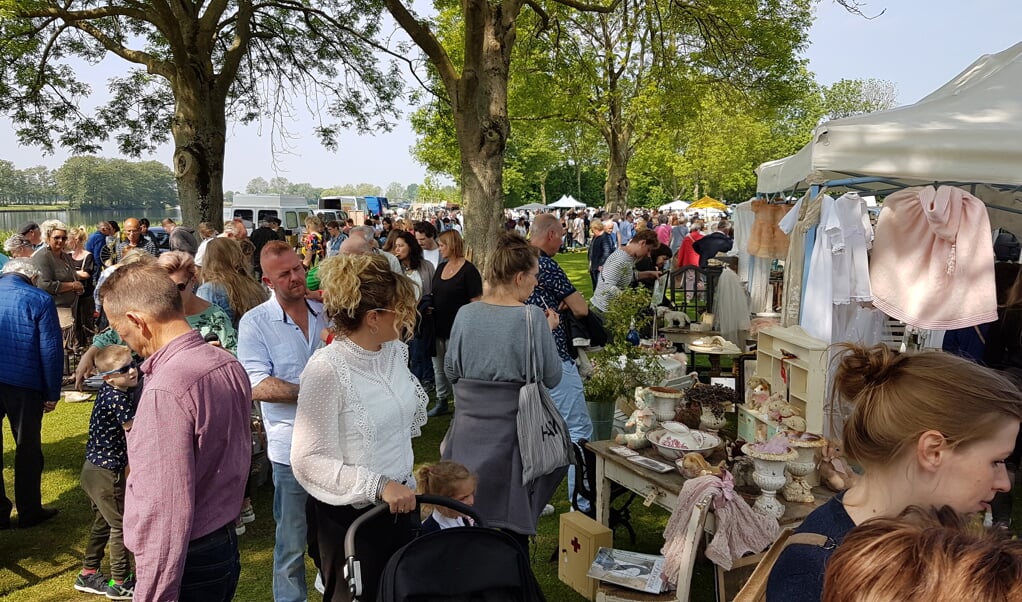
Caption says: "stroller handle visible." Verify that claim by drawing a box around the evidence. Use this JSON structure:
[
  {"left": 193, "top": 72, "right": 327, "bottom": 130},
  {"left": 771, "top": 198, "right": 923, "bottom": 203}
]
[{"left": 342, "top": 495, "right": 486, "bottom": 598}]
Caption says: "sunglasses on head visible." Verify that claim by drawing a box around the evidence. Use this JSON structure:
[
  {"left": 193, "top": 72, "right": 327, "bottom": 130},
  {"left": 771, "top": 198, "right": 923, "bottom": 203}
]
[{"left": 97, "top": 361, "right": 135, "bottom": 377}]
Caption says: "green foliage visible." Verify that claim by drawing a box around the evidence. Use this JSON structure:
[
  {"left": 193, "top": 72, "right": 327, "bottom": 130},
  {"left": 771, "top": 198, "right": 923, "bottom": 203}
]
[
  {"left": 244, "top": 176, "right": 324, "bottom": 202},
  {"left": 319, "top": 183, "right": 383, "bottom": 197},
  {"left": 53, "top": 156, "right": 175, "bottom": 210},
  {"left": 584, "top": 287, "right": 665, "bottom": 405},
  {"left": 0, "top": 160, "right": 59, "bottom": 205},
  {"left": 822, "top": 78, "right": 898, "bottom": 120}
]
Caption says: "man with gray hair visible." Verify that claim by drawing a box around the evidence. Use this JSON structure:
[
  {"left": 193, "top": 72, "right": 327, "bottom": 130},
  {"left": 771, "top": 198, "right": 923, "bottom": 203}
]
[
  {"left": 101, "top": 262, "right": 251, "bottom": 599},
  {"left": 347, "top": 226, "right": 402, "bottom": 273},
  {"left": 0, "top": 258, "right": 63, "bottom": 529}
]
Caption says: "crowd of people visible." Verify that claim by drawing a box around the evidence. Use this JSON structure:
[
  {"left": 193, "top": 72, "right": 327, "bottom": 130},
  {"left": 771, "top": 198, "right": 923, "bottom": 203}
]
[{"left": 3, "top": 202, "right": 1022, "bottom": 602}]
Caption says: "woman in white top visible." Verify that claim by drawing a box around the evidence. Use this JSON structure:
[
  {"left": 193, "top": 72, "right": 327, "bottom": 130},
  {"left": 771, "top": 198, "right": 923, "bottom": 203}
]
[{"left": 291, "top": 253, "right": 427, "bottom": 602}]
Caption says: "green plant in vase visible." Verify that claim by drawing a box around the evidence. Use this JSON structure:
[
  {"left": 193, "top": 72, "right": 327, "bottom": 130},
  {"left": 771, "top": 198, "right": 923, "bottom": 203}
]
[{"left": 583, "top": 288, "right": 666, "bottom": 441}]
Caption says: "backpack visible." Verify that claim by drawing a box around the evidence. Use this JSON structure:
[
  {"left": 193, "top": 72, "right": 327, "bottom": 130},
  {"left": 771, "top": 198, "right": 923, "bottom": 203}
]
[{"left": 994, "top": 228, "right": 1021, "bottom": 262}]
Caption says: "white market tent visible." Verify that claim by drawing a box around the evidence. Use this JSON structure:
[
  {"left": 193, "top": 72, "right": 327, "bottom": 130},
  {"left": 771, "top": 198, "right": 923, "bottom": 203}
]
[
  {"left": 516, "top": 202, "right": 548, "bottom": 211},
  {"left": 659, "top": 199, "right": 690, "bottom": 211},
  {"left": 755, "top": 40, "right": 1022, "bottom": 231},
  {"left": 548, "top": 195, "right": 587, "bottom": 208}
]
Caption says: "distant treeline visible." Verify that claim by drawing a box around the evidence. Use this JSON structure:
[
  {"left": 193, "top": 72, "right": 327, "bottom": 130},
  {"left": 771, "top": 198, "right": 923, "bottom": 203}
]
[{"left": 0, "top": 156, "right": 175, "bottom": 210}]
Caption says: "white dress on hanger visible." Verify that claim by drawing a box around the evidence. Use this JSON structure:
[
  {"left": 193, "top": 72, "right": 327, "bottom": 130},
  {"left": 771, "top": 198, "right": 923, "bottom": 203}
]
[
  {"left": 800, "top": 195, "right": 836, "bottom": 342},
  {"left": 829, "top": 193, "right": 873, "bottom": 305}
]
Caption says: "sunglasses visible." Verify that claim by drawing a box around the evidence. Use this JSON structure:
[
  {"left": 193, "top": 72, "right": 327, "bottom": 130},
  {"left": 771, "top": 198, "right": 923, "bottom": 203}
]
[{"left": 96, "top": 361, "right": 136, "bottom": 377}]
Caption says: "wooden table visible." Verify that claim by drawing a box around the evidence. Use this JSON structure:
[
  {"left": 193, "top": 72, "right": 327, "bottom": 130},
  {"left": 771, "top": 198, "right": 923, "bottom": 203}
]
[{"left": 587, "top": 440, "right": 833, "bottom": 601}]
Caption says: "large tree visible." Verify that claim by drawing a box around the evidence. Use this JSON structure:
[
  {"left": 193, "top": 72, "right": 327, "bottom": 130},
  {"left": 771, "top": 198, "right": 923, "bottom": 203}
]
[
  {"left": 382, "top": 0, "right": 616, "bottom": 268},
  {"left": 0, "top": 0, "right": 401, "bottom": 226}
]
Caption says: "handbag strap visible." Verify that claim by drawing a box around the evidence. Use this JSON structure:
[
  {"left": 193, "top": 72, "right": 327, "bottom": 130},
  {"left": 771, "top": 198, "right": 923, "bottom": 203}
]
[
  {"left": 732, "top": 530, "right": 830, "bottom": 602},
  {"left": 524, "top": 306, "right": 535, "bottom": 385}
]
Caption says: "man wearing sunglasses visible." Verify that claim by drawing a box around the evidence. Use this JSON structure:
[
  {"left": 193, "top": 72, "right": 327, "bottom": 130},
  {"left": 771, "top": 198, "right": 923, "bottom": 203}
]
[{"left": 99, "top": 262, "right": 251, "bottom": 601}]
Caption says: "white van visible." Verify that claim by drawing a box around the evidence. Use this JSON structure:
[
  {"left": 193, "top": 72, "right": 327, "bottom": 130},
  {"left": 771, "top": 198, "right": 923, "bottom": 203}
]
[{"left": 225, "top": 194, "right": 312, "bottom": 235}]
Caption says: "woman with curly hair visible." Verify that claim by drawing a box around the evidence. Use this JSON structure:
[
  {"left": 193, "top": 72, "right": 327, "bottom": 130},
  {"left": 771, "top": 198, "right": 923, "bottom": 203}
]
[
  {"left": 290, "top": 253, "right": 427, "bottom": 601},
  {"left": 196, "top": 237, "right": 268, "bottom": 328}
]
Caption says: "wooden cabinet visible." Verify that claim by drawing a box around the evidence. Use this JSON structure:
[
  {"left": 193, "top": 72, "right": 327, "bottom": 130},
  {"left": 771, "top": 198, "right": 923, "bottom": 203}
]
[{"left": 743, "top": 326, "right": 829, "bottom": 438}]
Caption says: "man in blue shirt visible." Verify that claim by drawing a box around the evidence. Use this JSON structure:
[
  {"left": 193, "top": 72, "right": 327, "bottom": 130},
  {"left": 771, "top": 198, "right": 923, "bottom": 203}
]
[
  {"left": 527, "top": 213, "right": 594, "bottom": 511},
  {"left": 238, "top": 241, "right": 328, "bottom": 602},
  {"left": 618, "top": 212, "right": 636, "bottom": 246},
  {"left": 0, "top": 259, "right": 63, "bottom": 529}
]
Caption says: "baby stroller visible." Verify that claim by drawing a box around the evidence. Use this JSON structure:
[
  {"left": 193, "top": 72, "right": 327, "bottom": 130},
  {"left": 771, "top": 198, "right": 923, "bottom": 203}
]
[{"left": 344, "top": 494, "right": 546, "bottom": 601}]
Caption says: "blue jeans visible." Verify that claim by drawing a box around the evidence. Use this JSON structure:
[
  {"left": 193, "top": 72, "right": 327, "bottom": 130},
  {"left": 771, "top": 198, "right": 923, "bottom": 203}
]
[
  {"left": 271, "top": 462, "right": 308, "bottom": 602},
  {"left": 178, "top": 525, "right": 240, "bottom": 602},
  {"left": 548, "top": 360, "right": 594, "bottom": 512},
  {"left": 409, "top": 336, "right": 434, "bottom": 389}
]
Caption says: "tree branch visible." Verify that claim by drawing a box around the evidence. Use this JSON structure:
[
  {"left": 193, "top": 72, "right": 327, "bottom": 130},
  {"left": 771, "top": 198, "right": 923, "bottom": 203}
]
[
  {"left": 15, "top": 4, "right": 148, "bottom": 21},
  {"left": 64, "top": 20, "right": 174, "bottom": 79},
  {"left": 549, "top": 0, "right": 620, "bottom": 14},
  {"left": 382, "top": 0, "right": 459, "bottom": 94}
]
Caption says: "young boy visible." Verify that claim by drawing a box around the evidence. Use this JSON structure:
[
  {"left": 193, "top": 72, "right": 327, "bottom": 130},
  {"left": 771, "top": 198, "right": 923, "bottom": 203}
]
[{"left": 73, "top": 345, "right": 137, "bottom": 599}]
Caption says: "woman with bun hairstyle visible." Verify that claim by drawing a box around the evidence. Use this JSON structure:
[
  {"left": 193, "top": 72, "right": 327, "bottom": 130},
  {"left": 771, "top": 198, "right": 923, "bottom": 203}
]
[
  {"left": 290, "top": 253, "right": 427, "bottom": 602},
  {"left": 766, "top": 343, "right": 1022, "bottom": 602},
  {"left": 441, "top": 231, "right": 563, "bottom": 556}
]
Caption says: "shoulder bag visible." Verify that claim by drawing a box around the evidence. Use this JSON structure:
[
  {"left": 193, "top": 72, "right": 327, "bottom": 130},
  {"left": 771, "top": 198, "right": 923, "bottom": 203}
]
[{"left": 517, "top": 307, "right": 573, "bottom": 485}]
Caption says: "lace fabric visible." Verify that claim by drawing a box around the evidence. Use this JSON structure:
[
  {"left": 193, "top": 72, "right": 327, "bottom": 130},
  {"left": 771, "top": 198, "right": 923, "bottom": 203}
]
[{"left": 290, "top": 337, "right": 427, "bottom": 507}]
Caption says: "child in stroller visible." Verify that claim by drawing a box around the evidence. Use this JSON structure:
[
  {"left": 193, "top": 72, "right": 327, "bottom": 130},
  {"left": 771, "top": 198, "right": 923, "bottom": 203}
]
[{"left": 416, "top": 461, "right": 477, "bottom": 532}]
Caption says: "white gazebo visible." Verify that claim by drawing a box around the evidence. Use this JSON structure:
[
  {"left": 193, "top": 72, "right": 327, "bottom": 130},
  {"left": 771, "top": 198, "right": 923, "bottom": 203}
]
[
  {"left": 658, "top": 200, "right": 690, "bottom": 212},
  {"left": 548, "top": 195, "right": 587, "bottom": 208}
]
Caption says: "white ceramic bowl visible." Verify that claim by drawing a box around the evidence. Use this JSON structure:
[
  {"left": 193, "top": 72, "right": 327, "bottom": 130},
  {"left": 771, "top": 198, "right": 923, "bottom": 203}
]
[{"left": 647, "top": 428, "right": 721, "bottom": 460}]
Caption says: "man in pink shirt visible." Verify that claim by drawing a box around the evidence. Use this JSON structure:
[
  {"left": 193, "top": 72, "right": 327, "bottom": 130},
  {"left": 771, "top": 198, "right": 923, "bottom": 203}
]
[{"left": 100, "top": 263, "right": 251, "bottom": 601}]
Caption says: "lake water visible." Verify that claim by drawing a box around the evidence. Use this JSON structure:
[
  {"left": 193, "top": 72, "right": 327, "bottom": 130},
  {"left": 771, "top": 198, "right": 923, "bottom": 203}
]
[{"left": 0, "top": 208, "right": 181, "bottom": 233}]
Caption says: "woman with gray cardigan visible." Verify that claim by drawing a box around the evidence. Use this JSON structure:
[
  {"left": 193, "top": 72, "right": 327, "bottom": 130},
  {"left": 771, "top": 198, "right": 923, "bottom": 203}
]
[{"left": 442, "top": 232, "right": 563, "bottom": 556}]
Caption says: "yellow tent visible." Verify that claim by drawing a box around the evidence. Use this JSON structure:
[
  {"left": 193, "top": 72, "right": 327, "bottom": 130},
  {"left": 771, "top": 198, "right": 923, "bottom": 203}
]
[{"left": 687, "top": 195, "right": 727, "bottom": 211}]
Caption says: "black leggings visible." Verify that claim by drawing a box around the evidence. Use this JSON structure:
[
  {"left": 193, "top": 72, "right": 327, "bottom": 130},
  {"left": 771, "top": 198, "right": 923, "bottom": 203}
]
[{"left": 306, "top": 498, "right": 414, "bottom": 602}]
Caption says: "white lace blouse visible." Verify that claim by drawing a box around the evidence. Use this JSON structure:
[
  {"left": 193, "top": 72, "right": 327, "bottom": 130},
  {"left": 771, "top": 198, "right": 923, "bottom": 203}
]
[{"left": 291, "top": 337, "right": 428, "bottom": 507}]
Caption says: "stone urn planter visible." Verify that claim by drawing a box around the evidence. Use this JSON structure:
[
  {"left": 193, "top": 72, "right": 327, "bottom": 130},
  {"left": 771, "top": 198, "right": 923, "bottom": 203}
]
[
  {"left": 742, "top": 442, "right": 798, "bottom": 519},
  {"left": 645, "top": 386, "right": 685, "bottom": 422},
  {"left": 782, "top": 433, "right": 828, "bottom": 503}
]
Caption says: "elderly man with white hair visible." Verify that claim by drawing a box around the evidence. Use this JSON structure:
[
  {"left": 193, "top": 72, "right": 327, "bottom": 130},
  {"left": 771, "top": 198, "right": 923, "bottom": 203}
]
[
  {"left": 344, "top": 226, "right": 403, "bottom": 273},
  {"left": 0, "top": 258, "right": 63, "bottom": 529}
]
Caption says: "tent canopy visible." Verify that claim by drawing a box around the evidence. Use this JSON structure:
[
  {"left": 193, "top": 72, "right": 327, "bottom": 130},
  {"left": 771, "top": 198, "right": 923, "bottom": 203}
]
[
  {"left": 687, "top": 196, "right": 727, "bottom": 211},
  {"left": 515, "top": 202, "right": 547, "bottom": 211},
  {"left": 549, "top": 195, "right": 587, "bottom": 208},
  {"left": 756, "top": 41, "right": 1022, "bottom": 197},
  {"left": 659, "top": 200, "right": 690, "bottom": 211}
]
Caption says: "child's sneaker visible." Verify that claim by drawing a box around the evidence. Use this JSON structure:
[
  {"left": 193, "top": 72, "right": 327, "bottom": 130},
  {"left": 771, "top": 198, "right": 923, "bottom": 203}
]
[
  {"left": 74, "top": 571, "right": 109, "bottom": 595},
  {"left": 105, "top": 577, "right": 135, "bottom": 600},
  {"left": 234, "top": 517, "right": 246, "bottom": 535}
]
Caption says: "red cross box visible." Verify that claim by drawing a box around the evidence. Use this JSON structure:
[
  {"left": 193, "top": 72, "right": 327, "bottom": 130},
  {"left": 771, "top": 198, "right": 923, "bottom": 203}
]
[{"left": 559, "top": 511, "right": 614, "bottom": 600}]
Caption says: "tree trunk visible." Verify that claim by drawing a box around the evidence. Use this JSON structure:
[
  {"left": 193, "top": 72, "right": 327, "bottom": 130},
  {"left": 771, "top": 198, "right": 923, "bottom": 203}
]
[
  {"left": 603, "top": 131, "right": 631, "bottom": 213},
  {"left": 450, "top": 4, "right": 515, "bottom": 274},
  {"left": 171, "top": 72, "right": 226, "bottom": 229}
]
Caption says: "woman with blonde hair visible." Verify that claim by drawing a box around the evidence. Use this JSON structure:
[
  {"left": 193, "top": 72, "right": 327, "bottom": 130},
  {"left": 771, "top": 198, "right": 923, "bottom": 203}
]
[
  {"left": 196, "top": 238, "right": 268, "bottom": 328},
  {"left": 290, "top": 253, "right": 426, "bottom": 601},
  {"left": 822, "top": 505, "right": 1022, "bottom": 602},
  {"left": 66, "top": 226, "right": 98, "bottom": 347},
  {"left": 427, "top": 229, "right": 482, "bottom": 416},
  {"left": 766, "top": 343, "right": 1022, "bottom": 602}
]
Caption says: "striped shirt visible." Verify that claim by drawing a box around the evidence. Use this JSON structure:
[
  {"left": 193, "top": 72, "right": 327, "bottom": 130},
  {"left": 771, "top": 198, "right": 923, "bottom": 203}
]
[{"left": 591, "top": 249, "right": 636, "bottom": 312}]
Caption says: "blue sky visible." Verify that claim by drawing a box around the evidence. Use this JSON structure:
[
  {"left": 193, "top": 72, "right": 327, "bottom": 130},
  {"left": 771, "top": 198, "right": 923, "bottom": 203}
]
[{"left": 1, "top": 0, "right": 1019, "bottom": 191}]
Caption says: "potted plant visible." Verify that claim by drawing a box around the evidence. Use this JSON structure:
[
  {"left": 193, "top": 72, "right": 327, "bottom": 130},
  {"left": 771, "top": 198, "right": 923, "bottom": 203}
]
[
  {"left": 684, "top": 383, "right": 737, "bottom": 433},
  {"left": 583, "top": 288, "right": 666, "bottom": 441}
]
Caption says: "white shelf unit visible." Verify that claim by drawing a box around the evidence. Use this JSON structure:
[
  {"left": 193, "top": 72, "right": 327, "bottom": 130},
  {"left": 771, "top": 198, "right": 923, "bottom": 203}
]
[{"left": 749, "top": 326, "right": 829, "bottom": 437}]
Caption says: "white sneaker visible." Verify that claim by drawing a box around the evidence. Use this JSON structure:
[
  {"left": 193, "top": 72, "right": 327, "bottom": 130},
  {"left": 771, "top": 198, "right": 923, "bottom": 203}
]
[
  {"left": 541, "top": 504, "right": 555, "bottom": 517},
  {"left": 314, "top": 571, "right": 325, "bottom": 594}
]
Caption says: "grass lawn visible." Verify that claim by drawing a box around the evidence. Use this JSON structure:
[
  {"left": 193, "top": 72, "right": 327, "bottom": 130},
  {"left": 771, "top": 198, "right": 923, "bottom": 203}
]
[{"left": 2, "top": 251, "right": 719, "bottom": 601}]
